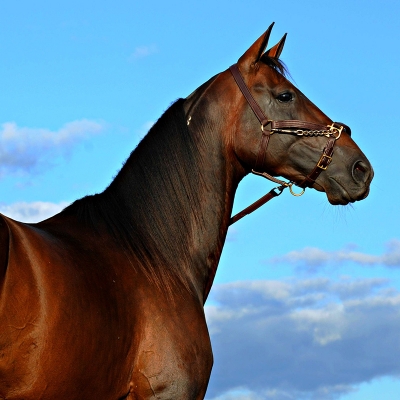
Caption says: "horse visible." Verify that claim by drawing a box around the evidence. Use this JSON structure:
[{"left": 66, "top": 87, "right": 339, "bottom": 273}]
[{"left": 0, "top": 23, "right": 373, "bottom": 399}]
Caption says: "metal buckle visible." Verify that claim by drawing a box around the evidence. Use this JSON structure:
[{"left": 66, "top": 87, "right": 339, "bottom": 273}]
[
  {"left": 328, "top": 123, "right": 343, "bottom": 140},
  {"left": 272, "top": 185, "right": 285, "bottom": 196},
  {"left": 317, "top": 154, "right": 332, "bottom": 170}
]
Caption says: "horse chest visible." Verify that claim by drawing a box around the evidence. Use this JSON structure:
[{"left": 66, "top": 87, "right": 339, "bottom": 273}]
[{"left": 125, "top": 288, "right": 213, "bottom": 399}]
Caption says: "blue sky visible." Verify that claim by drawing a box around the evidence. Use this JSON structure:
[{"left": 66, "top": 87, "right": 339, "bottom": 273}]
[{"left": 1, "top": 1, "right": 400, "bottom": 399}]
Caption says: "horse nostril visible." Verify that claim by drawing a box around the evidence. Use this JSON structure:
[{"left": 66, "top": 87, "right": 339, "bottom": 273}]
[{"left": 352, "top": 160, "right": 370, "bottom": 183}]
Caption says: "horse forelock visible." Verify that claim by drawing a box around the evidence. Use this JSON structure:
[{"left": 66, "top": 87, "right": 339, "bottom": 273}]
[{"left": 259, "top": 54, "right": 289, "bottom": 77}]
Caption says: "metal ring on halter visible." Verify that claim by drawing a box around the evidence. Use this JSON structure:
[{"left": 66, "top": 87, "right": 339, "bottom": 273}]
[
  {"left": 288, "top": 183, "right": 305, "bottom": 197},
  {"left": 261, "top": 122, "right": 273, "bottom": 134},
  {"left": 334, "top": 130, "right": 342, "bottom": 140},
  {"left": 328, "top": 124, "right": 343, "bottom": 140}
]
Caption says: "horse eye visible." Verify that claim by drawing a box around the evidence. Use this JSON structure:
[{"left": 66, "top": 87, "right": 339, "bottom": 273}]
[{"left": 276, "top": 92, "right": 293, "bottom": 103}]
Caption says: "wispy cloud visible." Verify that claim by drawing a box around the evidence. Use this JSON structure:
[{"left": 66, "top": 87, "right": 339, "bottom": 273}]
[
  {"left": 209, "top": 388, "right": 263, "bottom": 400},
  {"left": 129, "top": 44, "right": 157, "bottom": 61},
  {"left": 0, "top": 201, "right": 69, "bottom": 223},
  {"left": 0, "top": 119, "right": 105, "bottom": 177},
  {"left": 205, "top": 278, "right": 400, "bottom": 400},
  {"left": 136, "top": 121, "right": 154, "bottom": 139},
  {"left": 226, "top": 226, "right": 238, "bottom": 242},
  {"left": 269, "top": 240, "right": 400, "bottom": 270}
]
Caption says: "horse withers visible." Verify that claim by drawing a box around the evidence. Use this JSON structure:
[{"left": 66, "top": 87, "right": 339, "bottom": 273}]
[{"left": 0, "top": 24, "right": 373, "bottom": 400}]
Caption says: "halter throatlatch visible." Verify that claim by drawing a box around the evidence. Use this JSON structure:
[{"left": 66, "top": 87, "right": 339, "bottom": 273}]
[{"left": 229, "top": 64, "right": 349, "bottom": 225}]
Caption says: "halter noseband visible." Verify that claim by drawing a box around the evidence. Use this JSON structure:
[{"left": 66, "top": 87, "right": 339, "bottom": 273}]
[{"left": 229, "top": 63, "right": 350, "bottom": 225}]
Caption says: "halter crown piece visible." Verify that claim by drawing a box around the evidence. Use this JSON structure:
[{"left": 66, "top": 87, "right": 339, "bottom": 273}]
[{"left": 229, "top": 64, "right": 350, "bottom": 225}]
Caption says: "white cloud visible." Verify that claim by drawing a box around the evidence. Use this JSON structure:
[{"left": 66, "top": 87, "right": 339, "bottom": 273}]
[
  {"left": 209, "top": 388, "right": 264, "bottom": 400},
  {"left": 136, "top": 121, "right": 154, "bottom": 139},
  {"left": 208, "top": 386, "right": 354, "bottom": 400},
  {"left": 226, "top": 227, "right": 238, "bottom": 242},
  {"left": 270, "top": 240, "right": 400, "bottom": 270},
  {"left": 0, "top": 201, "right": 69, "bottom": 223},
  {"left": 205, "top": 278, "right": 400, "bottom": 400},
  {"left": 0, "top": 119, "right": 105, "bottom": 177},
  {"left": 130, "top": 45, "right": 157, "bottom": 60}
]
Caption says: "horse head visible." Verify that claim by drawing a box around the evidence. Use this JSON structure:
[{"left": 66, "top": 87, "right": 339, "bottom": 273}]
[{"left": 209, "top": 23, "right": 373, "bottom": 206}]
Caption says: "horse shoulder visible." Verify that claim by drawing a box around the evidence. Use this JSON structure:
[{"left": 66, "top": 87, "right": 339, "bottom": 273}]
[{"left": 0, "top": 214, "right": 10, "bottom": 278}]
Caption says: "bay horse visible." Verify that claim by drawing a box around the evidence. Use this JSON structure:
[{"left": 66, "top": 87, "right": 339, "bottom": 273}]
[{"left": 0, "top": 24, "right": 373, "bottom": 399}]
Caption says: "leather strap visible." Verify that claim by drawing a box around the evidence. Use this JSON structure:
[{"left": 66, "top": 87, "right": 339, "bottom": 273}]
[
  {"left": 228, "top": 63, "right": 349, "bottom": 224},
  {"left": 299, "top": 137, "right": 335, "bottom": 188},
  {"left": 272, "top": 120, "right": 328, "bottom": 131},
  {"left": 229, "top": 186, "right": 284, "bottom": 225},
  {"left": 271, "top": 120, "right": 351, "bottom": 136},
  {"left": 229, "top": 64, "right": 273, "bottom": 173},
  {"left": 229, "top": 64, "right": 269, "bottom": 126},
  {"left": 254, "top": 125, "right": 272, "bottom": 171}
]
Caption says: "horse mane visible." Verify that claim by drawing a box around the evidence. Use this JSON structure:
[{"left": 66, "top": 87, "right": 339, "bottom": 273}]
[
  {"left": 62, "top": 99, "right": 211, "bottom": 295},
  {"left": 260, "top": 54, "right": 289, "bottom": 77},
  {"left": 59, "top": 59, "right": 287, "bottom": 295}
]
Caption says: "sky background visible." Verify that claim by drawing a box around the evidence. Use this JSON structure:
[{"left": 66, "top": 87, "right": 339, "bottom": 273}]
[{"left": 1, "top": 1, "right": 399, "bottom": 399}]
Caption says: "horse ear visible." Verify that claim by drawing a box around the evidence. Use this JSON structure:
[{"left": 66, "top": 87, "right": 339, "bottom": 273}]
[
  {"left": 265, "top": 33, "right": 287, "bottom": 59},
  {"left": 237, "top": 22, "right": 274, "bottom": 70}
]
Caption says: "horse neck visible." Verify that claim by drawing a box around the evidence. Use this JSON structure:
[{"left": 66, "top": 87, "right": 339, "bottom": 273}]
[{"left": 105, "top": 99, "right": 241, "bottom": 302}]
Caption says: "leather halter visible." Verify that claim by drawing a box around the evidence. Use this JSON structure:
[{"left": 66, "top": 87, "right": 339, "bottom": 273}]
[{"left": 229, "top": 63, "right": 350, "bottom": 225}]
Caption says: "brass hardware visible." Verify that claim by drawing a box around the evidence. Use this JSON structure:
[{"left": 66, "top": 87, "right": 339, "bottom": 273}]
[
  {"left": 272, "top": 185, "right": 285, "bottom": 196},
  {"left": 316, "top": 154, "right": 332, "bottom": 170},
  {"left": 328, "top": 123, "right": 343, "bottom": 140},
  {"left": 261, "top": 122, "right": 273, "bottom": 133},
  {"left": 272, "top": 125, "right": 346, "bottom": 139},
  {"left": 288, "top": 183, "right": 305, "bottom": 197},
  {"left": 187, "top": 116, "right": 192, "bottom": 126}
]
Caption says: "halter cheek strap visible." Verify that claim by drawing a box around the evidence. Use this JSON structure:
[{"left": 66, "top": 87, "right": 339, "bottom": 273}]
[
  {"left": 228, "top": 64, "right": 348, "bottom": 225},
  {"left": 229, "top": 64, "right": 272, "bottom": 170}
]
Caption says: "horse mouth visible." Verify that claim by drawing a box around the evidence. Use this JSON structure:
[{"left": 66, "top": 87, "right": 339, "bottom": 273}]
[{"left": 326, "top": 176, "right": 358, "bottom": 206}]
